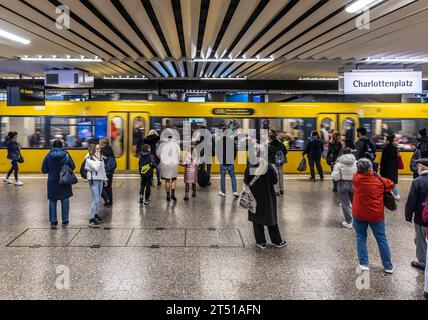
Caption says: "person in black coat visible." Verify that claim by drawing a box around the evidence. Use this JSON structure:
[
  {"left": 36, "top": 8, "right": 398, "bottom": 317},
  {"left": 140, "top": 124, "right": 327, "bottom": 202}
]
[
  {"left": 303, "top": 131, "right": 324, "bottom": 181},
  {"left": 268, "top": 130, "right": 287, "bottom": 195},
  {"left": 327, "top": 132, "right": 343, "bottom": 192},
  {"left": 100, "top": 138, "right": 116, "bottom": 207},
  {"left": 3, "top": 131, "right": 23, "bottom": 186},
  {"left": 144, "top": 130, "right": 161, "bottom": 186},
  {"left": 41, "top": 140, "right": 75, "bottom": 229},
  {"left": 244, "top": 147, "right": 287, "bottom": 250},
  {"left": 380, "top": 135, "right": 400, "bottom": 199}
]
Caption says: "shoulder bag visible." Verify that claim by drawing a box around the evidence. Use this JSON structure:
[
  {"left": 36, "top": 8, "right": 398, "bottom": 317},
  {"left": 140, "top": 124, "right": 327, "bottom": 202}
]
[
  {"left": 59, "top": 154, "right": 78, "bottom": 186},
  {"left": 238, "top": 175, "right": 260, "bottom": 214},
  {"left": 376, "top": 175, "right": 397, "bottom": 211}
]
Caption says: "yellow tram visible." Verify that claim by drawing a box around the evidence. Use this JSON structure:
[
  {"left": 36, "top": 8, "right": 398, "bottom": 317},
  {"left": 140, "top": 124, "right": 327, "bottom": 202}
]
[{"left": 1, "top": 100, "right": 427, "bottom": 174}]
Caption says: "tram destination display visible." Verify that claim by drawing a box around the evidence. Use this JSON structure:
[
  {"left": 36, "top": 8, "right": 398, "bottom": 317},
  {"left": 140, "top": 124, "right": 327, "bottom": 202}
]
[{"left": 7, "top": 85, "right": 45, "bottom": 106}]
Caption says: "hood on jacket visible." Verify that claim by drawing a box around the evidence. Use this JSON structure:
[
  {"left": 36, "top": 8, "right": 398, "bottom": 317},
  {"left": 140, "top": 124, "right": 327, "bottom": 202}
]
[
  {"left": 49, "top": 148, "right": 67, "bottom": 160},
  {"left": 140, "top": 150, "right": 151, "bottom": 158},
  {"left": 269, "top": 139, "right": 281, "bottom": 147},
  {"left": 337, "top": 153, "right": 356, "bottom": 165},
  {"left": 145, "top": 134, "right": 159, "bottom": 143},
  {"left": 101, "top": 145, "right": 114, "bottom": 157}
]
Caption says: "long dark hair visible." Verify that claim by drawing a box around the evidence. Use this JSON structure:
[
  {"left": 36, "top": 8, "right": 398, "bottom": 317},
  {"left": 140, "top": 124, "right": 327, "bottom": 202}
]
[{"left": 6, "top": 131, "right": 17, "bottom": 143}]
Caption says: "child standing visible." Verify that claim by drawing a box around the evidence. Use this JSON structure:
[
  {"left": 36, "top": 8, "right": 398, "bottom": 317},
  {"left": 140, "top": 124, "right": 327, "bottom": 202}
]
[
  {"left": 182, "top": 149, "right": 198, "bottom": 201},
  {"left": 139, "top": 145, "right": 155, "bottom": 205}
]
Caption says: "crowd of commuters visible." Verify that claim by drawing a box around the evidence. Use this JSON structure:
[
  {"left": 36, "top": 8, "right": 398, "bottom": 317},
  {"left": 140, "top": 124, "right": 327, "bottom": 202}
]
[{"left": 3, "top": 123, "right": 428, "bottom": 299}]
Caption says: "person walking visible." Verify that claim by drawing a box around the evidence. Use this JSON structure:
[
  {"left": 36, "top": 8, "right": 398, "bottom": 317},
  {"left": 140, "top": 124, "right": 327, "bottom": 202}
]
[
  {"left": 139, "top": 144, "right": 155, "bottom": 205},
  {"left": 3, "top": 132, "right": 24, "bottom": 186},
  {"left": 216, "top": 127, "right": 239, "bottom": 197},
  {"left": 380, "top": 135, "right": 400, "bottom": 200},
  {"left": 157, "top": 130, "right": 181, "bottom": 203},
  {"left": 355, "top": 127, "right": 377, "bottom": 162},
  {"left": 85, "top": 143, "right": 108, "bottom": 228},
  {"left": 327, "top": 132, "right": 343, "bottom": 192},
  {"left": 411, "top": 128, "right": 428, "bottom": 178},
  {"left": 144, "top": 130, "right": 162, "bottom": 186},
  {"left": 41, "top": 140, "right": 75, "bottom": 229},
  {"left": 244, "top": 146, "right": 287, "bottom": 250},
  {"left": 405, "top": 158, "right": 428, "bottom": 272},
  {"left": 331, "top": 147, "right": 356, "bottom": 229},
  {"left": 181, "top": 148, "right": 198, "bottom": 201},
  {"left": 352, "top": 158, "right": 395, "bottom": 273},
  {"left": 100, "top": 138, "right": 116, "bottom": 207},
  {"left": 303, "top": 131, "right": 324, "bottom": 181},
  {"left": 268, "top": 130, "right": 287, "bottom": 196}
]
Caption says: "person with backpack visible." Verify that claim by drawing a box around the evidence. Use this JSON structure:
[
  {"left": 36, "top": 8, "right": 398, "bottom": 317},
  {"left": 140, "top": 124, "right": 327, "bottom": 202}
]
[
  {"left": 327, "top": 132, "right": 343, "bottom": 192},
  {"left": 244, "top": 145, "right": 287, "bottom": 250},
  {"left": 411, "top": 128, "right": 428, "bottom": 178},
  {"left": 3, "top": 131, "right": 24, "bottom": 186},
  {"left": 331, "top": 147, "right": 356, "bottom": 229},
  {"left": 139, "top": 144, "right": 155, "bottom": 205},
  {"left": 303, "top": 131, "right": 324, "bottom": 181},
  {"left": 268, "top": 130, "right": 287, "bottom": 196},
  {"left": 144, "top": 130, "right": 162, "bottom": 186},
  {"left": 100, "top": 138, "right": 116, "bottom": 207},
  {"left": 405, "top": 158, "right": 428, "bottom": 273},
  {"left": 181, "top": 148, "right": 198, "bottom": 201},
  {"left": 380, "top": 135, "right": 401, "bottom": 200},
  {"left": 41, "top": 140, "right": 75, "bottom": 230},
  {"left": 355, "top": 127, "right": 377, "bottom": 164},
  {"left": 83, "top": 143, "right": 108, "bottom": 228}
]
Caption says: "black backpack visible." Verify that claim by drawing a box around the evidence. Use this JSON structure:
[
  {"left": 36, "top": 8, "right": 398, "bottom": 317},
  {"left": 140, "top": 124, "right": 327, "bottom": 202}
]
[
  {"left": 197, "top": 165, "right": 210, "bottom": 188},
  {"left": 80, "top": 158, "right": 88, "bottom": 180},
  {"left": 362, "top": 139, "right": 376, "bottom": 161}
]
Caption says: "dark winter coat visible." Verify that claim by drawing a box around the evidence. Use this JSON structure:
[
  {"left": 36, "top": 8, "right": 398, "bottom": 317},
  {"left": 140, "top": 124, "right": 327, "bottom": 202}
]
[
  {"left": 7, "top": 140, "right": 21, "bottom": 161},
  {"left": 144, "top": 134, "right": 160, "bottom": 163},
  {"left": 101, "top": 145, "right": 116, "bottom": 175},
  {"left": 380, "top": 142, "right": 399, "bottom": 184},
  {"left": 405, "top": 171, "right": 428, "bottom": 226},
  {"left": 326, "top": 140, "right": 342, "bottom": 165},
  {"left": 303, "top": 137, "right": 323, "bottom": 160},
  {"left": 244, "top": 163, "right": 278, "bottom": 226},
  {"left": 355, "top": 136, "right": 377, "bottom": 160},
  {"left": 268, "top": 139, "right": 287, "bottom": 165},
  {"left": 139, "top": 150, "right": 154, "bottom": 178},
  {"left": 41, "top": 148, "right": 75, "bottom": 201}
]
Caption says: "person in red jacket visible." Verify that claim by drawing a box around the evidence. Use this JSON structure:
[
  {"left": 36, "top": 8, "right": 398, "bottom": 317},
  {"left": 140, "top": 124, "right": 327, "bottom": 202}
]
[{"left": 353, "top": 158, "right": 395, "bottom": 273}]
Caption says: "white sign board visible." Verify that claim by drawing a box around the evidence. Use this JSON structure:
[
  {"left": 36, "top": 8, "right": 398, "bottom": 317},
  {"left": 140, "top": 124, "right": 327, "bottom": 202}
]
[{"left": 344, "top": 71, "right": 422, "bottom": 94}]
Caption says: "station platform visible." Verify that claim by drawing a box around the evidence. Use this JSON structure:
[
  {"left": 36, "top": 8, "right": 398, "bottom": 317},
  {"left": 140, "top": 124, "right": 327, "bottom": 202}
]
[{"left": 0, "top": 175, "right": 425, "bottom": 300}]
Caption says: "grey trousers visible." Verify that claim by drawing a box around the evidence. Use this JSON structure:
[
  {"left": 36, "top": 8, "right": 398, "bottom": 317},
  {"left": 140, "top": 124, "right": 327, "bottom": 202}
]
[
  {"left": 337, "top": 180, "right": 354, "bottom": 223},
  {"left": 273, "top": 165, "right": 284, "bottom": 193},
  {"left": 414, "top": 224, "right": 428, "bottom": 267}
]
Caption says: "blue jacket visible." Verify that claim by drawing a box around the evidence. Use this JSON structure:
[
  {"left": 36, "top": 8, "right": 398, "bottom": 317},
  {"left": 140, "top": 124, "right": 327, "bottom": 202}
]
[
  {"left": 7, "top": 141, "right": 21, "bottom": 161},
  {"left": 42, "top": 148, "right": 75, "bottom": 201},
  {"left": 405, "top": 171, "right": 428, "bottom": 226},
  {"left": 303, "top": 137, "right": 323, "bottom": 159}
]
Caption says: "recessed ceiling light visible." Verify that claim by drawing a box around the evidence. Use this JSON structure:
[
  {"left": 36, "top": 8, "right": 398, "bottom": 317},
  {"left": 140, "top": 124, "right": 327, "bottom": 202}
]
[
  {"left": 345, "top": 0, "right": 378, "bottom": 13},
  {"left": 0, "top": 29, "right": 31, "bottom": 45}
]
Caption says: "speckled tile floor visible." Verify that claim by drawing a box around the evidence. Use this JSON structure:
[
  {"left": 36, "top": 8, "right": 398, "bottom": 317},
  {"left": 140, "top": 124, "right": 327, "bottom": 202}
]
[{"left": 0, "top": 175, "right": 425, "bottom": 300}]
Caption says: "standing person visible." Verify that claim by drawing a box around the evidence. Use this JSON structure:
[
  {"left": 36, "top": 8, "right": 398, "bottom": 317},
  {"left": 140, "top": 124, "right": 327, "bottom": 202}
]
[
  {"left": 244, "top": 146, "right": 287, "bottom": 250},
  {"left": 355, "top": 127, "right": 377, "bottom": 162},
  {"left": 29, "top": 129, "right": 42, "bottom": 148},
  {"left": 405, "top": 158, "right": 428, "bottom": 272},
  {"left": 157, "top": 130, "right": 181, "bottom": 203},
  {"left": 139, "top": 144, "right": 155, "bottom": 205},
  {"left": 85, "top": 143, "right": 108, "bottom": 228},
  {"left": 3, "top": 131, "right": 23, "bottom": 186},
  {"left": 216, "top": 127, "right": 239, "bottom": 197},
  {"left": 181, "top": 148, "right": 198, "bottom": 201},
  {"left": 380, "top": 135, "right": 400, "bottom": 200},
  {"left": 268, "top": 130, "right": 287, "bottom": 196},
  {"left": 345, "top": 123, "right": 356, "bottom": 150},
  {"left": 423, "top": 201, "right": 428, "bottom": 299},
  {"left": 303, "top": 131, "right": 324, "bottom": 182},
  {"left": 411, "top": 128, "right": 428, "bottom": 178},
  {"left": 352, "top": 158, "right": 395, "bottom": 273},
  {"left": 41, "top": 140, "right": 75, "bottom": 229},
  {"left": 144, "top": 130, "right": 161, "bottom": 186},
  {"left": 100, "top": 138, "right": 116, "bottom": 207},
  {"left": 331, "top": 148, "right": 356, "bottom": 229},
  {"left": 327, "top": 132, "right": 343, "bottom": 192}
]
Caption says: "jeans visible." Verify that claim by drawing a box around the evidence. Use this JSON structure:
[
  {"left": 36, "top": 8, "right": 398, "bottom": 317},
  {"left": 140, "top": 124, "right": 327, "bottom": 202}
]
[
  {"left": 49, "top": 199, "right": 70, "bottom": 225},
  {"left": 253, "top": 223, "right": 283, "bottom": 245},
  {"left": 353, "top": 217, "right": 393, "bottom": 270},
  {"left": 6, "top": 160, "right": 19, "bottom": 180},
  {"left": 309, "top": 157, "right": 324, "bottom": 179},
  {"left": 220, "top": 164, "right": 237, "bottom": 193},
  {"left": 89, "top": 180, "right": 104, "bottom": 220},
  {"left": 393, "top": 185, "right": 400, "bottom": 197},
  {"left": 101, "top": 174, "right": 113, "bottom": 204},
  {"left": 425, "top": 240, "right": 428, "bottom": 293},
  {"left": 337, "top": 181, "right": 354, "bottom": 223}
]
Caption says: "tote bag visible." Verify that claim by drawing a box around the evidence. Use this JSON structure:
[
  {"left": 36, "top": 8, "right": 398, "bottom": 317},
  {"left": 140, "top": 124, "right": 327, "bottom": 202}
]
[{"left": 238, "top": 176, "right": 260, "bottom": 214}]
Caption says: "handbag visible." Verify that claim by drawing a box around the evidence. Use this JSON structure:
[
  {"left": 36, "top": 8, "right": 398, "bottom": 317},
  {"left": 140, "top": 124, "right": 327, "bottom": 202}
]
[
  {"left": 18, "top": 154, "right": 24, "bottom": 163},
  {"left": 238, "top": 175, "right": 260, "bottom": 214},
  {"left": 297, "top": 156, "right": 307, "bottom": 172},
  {"left": 59, "top": 154, "right": 78, "bottom": 186},
  {"left": 397, "top": 153, "right": 404, "bottom": 170},
  {"left": 376, "top": 175, "right": 397, "bottom": 211}
]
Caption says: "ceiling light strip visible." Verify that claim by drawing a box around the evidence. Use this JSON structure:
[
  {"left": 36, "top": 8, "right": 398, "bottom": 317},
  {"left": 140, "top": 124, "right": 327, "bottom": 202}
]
[
  {"left": 20, "top": 56, "right": 102, "bottom": 62},
  {"left": 192, "top": 58, "right": 273, "bottom": 62},
  {"left": 0, "top": 29, "right": 31, "bottom": 45},
  {"left": 345, "top": 0, "right": 378, "bottom": 13},
  {"left": 365, "top": 57, "right": 428, "bottom": 63}
]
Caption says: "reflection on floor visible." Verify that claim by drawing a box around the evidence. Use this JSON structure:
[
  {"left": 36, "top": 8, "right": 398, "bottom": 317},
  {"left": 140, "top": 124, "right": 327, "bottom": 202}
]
[{"left": 0, "top": 175, "right": 425, "bottom": 300}]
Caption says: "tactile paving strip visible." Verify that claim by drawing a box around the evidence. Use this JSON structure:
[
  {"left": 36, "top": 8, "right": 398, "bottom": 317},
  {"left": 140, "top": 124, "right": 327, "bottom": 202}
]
[{"left": 6, "top": 228, "right": 245, "bottom": 248}]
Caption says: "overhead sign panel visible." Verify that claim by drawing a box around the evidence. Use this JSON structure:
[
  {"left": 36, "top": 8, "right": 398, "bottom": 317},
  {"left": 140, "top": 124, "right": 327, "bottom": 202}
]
[{"left": 344, "top": 71, "right": 422, "bottom": 94}]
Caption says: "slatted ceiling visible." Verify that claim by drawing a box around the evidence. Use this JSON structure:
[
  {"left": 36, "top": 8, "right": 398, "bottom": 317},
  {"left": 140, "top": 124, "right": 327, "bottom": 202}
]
[{"left": 0, "top": 0, "right": 427, "bottom": 79}]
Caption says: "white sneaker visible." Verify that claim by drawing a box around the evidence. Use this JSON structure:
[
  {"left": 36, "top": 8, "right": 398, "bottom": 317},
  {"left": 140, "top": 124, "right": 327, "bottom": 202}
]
[
  {"left": 342, "top": 221, "right": 353, "bottom": 229},
  {"left": 393, "top": 194, "right": 401, "bottom": 201},
  {"left": 218, "top": 192, "right": 226, "bottom": 197},
  {"left": 359, "top": 265, "right": 370, "bottom": 272},
  {"left": 14, "top": 180, "right": 23, "bottom": 186},
  {"left": 385, "top": 268, "right": 394, "bottom": 274},
  {"left": 3, "top": 178, "right": 12, "bottom": 184},
  {"left": 233, "top": 192, "right": 240, "bottom": 197}
]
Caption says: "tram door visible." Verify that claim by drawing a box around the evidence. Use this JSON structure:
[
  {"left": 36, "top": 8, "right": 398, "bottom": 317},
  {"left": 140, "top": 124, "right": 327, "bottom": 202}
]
[
  {"left": 108, "top": 112, "right": 150, "bottom": 171},
  {"left": 317, "top": 113, "right": 359, "bottom": 144}
]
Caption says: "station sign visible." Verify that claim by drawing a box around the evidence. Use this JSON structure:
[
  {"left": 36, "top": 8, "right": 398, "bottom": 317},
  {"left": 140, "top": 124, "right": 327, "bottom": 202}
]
[
  {"left": 212, "top": 108, "right": 255, "bottom": 116},
  {"left": 344, "top": 71, "right": 422, "bottom": 94},
  {"left": 7, "top": 85, "right": 45, "bottom": 106}
]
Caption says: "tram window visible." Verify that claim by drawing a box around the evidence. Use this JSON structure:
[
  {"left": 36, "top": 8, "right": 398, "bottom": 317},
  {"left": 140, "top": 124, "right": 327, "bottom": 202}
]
[
  {"left": 260, "top": 118, "right": 312, "bottom": 150},
  {"left": 132, "top": 116, "right": 146, "bottom": 156},
  {"left": 0, "top": 116, "right": 46, "bottom": 148},
  {"left": 49, "top": 117, "right": 107, "bottom": 149},
  {"left": 369, "top": 119, "right": 428, "bottom": 151},
  {"left": 110, "top": 117, "right": 124, "bottom": 158}
]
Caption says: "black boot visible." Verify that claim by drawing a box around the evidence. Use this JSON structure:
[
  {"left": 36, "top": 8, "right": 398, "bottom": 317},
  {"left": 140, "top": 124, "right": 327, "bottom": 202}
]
[
  {"left": 166, "top": 191, "right": 171, "bottom": 203},
  {"left": 171, "top": 190, "right": 177, "bottom": 203}
]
